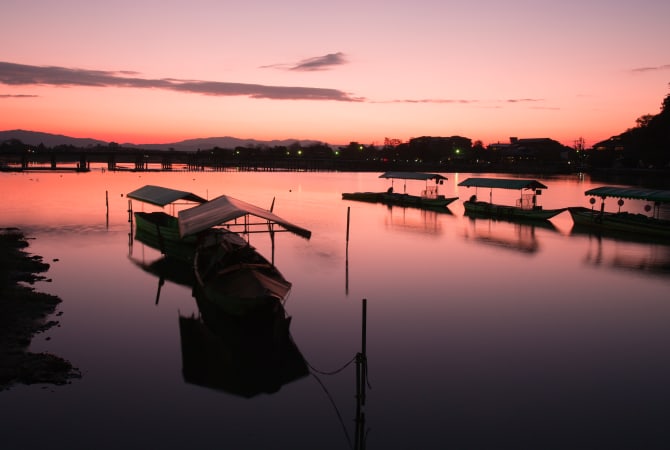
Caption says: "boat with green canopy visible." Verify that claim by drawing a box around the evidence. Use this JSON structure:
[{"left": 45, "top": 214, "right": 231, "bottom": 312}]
[
  {"left": 342, "top": 171, "right": 458, "bottom": 209},
  {"left": 128, "top": 185, "right": 209, "bottom": 260},
  {"left": 458, "top": 177, "right": 567, "bottom": 220},
  {"left": 128, "top": 185, "right": 311, "bottom": 261},
  {"left": 568, "top": 186, "right": 670, "bottom": 238}
]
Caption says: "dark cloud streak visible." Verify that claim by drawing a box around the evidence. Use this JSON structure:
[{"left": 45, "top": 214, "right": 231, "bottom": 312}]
[
  {"left": 631, "top": 64, "right": 670, "bottom": 73},
  {"left": 261, "top": 52, "right": 348, "bottom": 71},
  {"left": 289, "top": 52, "right": 348, "bottom": 71},
  {"left": 376, "top": 98, "right": 544, "bottom": 104},
  {"left": 0, "top": 61, "right": 361, "bottom": 101},
  {"left": 0, "top": 94, "right": 39, "bottom": 98}
]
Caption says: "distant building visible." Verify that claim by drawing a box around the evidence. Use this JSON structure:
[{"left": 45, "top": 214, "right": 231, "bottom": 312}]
[
  {"left": 487, "top": 137, "right": 568, "bottom": 162},
  {"left": 407, "top": 136, "right": 473, "bottom": 162}
]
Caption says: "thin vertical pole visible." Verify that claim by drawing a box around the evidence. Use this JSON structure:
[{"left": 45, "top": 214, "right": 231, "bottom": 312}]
[
  {"left": 346, "top": 206, "right": 351, "bottom": 244},
  {"left": 128, "top": 199, "right": 134, "bottom": 247},
  {"left": 361, "top": 298, "right": 367, "bottom": 406}
]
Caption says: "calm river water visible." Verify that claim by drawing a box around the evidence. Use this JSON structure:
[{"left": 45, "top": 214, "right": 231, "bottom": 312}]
[{"left": 2, "top": 168, "right": 670, "bottom": 449}]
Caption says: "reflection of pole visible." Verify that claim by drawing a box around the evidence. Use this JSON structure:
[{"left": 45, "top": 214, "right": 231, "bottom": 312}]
[
  {"left": 346, "top": 207, "right": 350, "bottom": 295},
  {"left": 128, "top": 199, "right": 134, "bottom": 252},
  {"left": 155, "top": 277, "right": 165, "bottom": 305},
  {"left": 361, "top": 298, "right": 367, "bottom": 405},
  {"left": 105, "top": 190, "right": 109, "bottom": 229}
]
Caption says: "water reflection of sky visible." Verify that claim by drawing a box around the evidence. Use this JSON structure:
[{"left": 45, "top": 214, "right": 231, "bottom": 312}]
[{"left": 2, "top": 168, "right": 670, "bottom": 449}]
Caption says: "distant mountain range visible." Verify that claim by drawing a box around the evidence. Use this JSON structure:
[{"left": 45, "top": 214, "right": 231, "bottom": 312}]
[{"left": 0, "top": 129, "right": 327, "bottom": 151}]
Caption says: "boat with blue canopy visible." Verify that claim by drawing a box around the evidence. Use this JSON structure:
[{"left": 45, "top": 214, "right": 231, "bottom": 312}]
[
  {"left": 568, "top": 186, "right": 670, "bottom": 238},
  {"left": 342, "top": 171, "right": 458, "bottom": 209},
  {"left": 458, "top": 177, "right": 567, "bottom": 220}
]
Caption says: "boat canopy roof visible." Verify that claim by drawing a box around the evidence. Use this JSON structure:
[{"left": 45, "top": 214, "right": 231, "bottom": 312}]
[
  {"left": 585, "top": 186, "right": 670, "bottom": 203},
  {"left": 178, "top": 194, "right": 312, "bottom": 239},
  {"left": 127, "top": 185, "right": 207, "bottom": 207},
  {"left": 379, "top": 171, "right": 447, "bottom": 181},
  {"left": 458, "top": 177, "right": 548, "bottom": 190}
]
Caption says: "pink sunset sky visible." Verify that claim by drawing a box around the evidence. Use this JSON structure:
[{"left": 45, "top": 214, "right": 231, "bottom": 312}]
[{"left": 1, "top": 0, "right": 669, "bottom": 149}]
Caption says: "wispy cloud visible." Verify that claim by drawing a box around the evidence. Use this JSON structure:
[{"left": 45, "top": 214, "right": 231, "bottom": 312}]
[
  {"left": 631, "top": 64, "right": 670, "bottom": 73},
  {"left": 505, "top": 98, "right": 544, "bottom": 103},
  {"left": 0, "top": 61, "right": 362, "bottom": 101},
  {"left": 375, "top": 99, "right": 478, "bottom": 104},
  {"left": 290, "top": 52, "right": 348, "bottom": 71},
  {"left": 0, "top": 93, "right": 39, "bottom": 98},
  {"left": 375, "top": 97, "right": 545, "bottom": 105},
  {"left": 262, "top": 52, "right": 348, "bottom": 71}
]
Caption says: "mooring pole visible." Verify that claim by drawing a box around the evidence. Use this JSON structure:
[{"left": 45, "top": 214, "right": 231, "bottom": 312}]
[
  {"left": 128, "top": 199, "right": 134, "bottom": 246},
  {"left": 360, "top": 298, "right": 367, "bottom": 405},
  {"left": 354, "top": 297, "right": 368, "bottom": 450},
  {"left": 346, "top": 206, "right": 351, "bottom": 245}
]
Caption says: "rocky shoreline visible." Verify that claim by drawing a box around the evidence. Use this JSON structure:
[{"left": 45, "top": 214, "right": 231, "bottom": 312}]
[{"left": 0, "top": 228, "right": 80, "bottom": 391}]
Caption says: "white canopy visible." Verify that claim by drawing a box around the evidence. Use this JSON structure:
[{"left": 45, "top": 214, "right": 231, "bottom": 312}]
[{"left": 178, "top": 194, "right": 311, "bottom": 239}]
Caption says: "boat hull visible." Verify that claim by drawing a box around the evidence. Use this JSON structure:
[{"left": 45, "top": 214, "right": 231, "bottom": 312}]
[
  {"left": 342, "top": 192, "right": 458, "bottom": 208},
  {"left": 463, "top": 201, "right": 566, "bottom": 220},
  {"left": 568, "top": 206, "right": 670, "bottom": 238},
  {"left": 134, "top": 211, "right": 245, "bottom": 262},
  {"left": 134, "top": 211, "right": 201, "bottom": 261},
  {"left": 194, "top": 241, "right": 292, "bottom": 317}
]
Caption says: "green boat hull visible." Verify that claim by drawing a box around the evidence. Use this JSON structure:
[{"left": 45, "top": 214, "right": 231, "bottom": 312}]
[
  {"left": 568, "top": 206, "right": 670, "bottom": 238},
  {"left": 134, "top": 211, "right": 200, "bottom": 261},
  {"left": 463, "top": 201, "right": 566, "bottom": 221},
  {"left": 342, "top": 191, "right": 458, "bottom": 209}
]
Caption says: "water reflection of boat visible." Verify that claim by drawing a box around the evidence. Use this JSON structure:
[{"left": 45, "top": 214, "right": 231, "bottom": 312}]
[
  {"left": 383, "top": 204, "right": 451, "bottom": 235},
  {"left": 343, "top": 171, "right": 458, "bottom": 209},
  {"left": 129, "top": 254, "right": 195, "bottom": 303},
  {"left": 129, "top": 245, "right": 308, "bottom": 398},
  {"left": 458, "top": 177, "right": 567, "bottom": 221},
  {"left": 180, "top": 294, "right": 309, "bottom": 398},
  {"left": 575, "top": 231, "right": 670, "bottom": 276},
  {"left": 463, "top": 215, "right": 557, "bottom": 254},
  {"left": 568, "top": 186, "right": 670, "bottom": 239}
]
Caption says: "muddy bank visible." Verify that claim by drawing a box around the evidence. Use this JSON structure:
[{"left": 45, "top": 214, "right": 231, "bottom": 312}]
[{"left": 0, "top": 228, "right": 80, "bottom": 391}]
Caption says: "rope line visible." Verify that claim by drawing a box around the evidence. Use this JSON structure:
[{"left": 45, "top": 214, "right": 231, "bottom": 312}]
[
  {"left": 310, "top": 372, "right": 354, "bottom": 450},
  {"left": 306, "top": 355, "right": 357, "bottom": 376}
]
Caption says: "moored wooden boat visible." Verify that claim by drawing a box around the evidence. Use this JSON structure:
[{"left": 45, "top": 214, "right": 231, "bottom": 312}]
[
  {"left": 342, "top": 171, "right": 458, "bottom": 209},
  {"left": 129, "top": 185, "right": 312, "bottom": 261},
  {"left": 458, "top": 177, "right": 567, "bottom": 221},
  {"left": 568, "top": 186, "right": 670, "bottom": 238},
  {"left": 128, "top": 185, "right": 208, "bottom": 260},
  {"left": 193, "top": 236, "right": 293, "bottom": 317}
]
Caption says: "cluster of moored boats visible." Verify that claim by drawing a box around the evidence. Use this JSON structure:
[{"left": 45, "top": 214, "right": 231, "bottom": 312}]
[
  {"left": 126, "top": 176, "right": 668, "bottom": 395},
  {"left": 342, "top": 172, "right": 670, "bottom": 239},
  {"left": 128, "top": 176, "right": 670, "bottom": 317}
]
